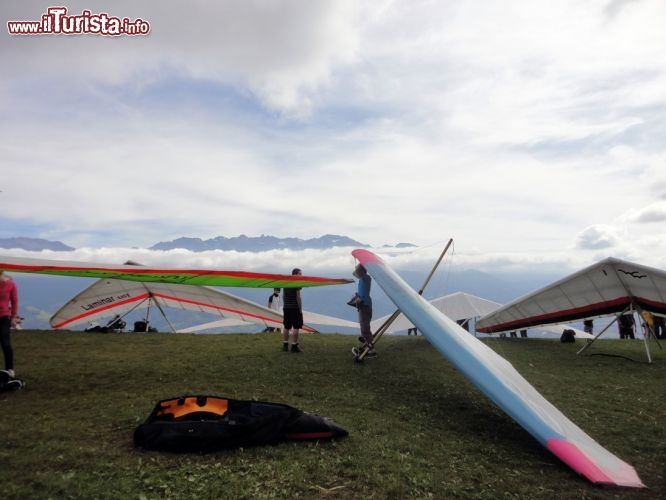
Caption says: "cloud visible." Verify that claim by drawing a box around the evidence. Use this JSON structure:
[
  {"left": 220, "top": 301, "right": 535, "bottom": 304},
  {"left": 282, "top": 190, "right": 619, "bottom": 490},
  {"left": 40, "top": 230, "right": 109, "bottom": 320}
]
[
  {"left": 622, "top": 201, "right": 666, "bottom": 223},
  {"left": 575, "top": 225, "right": 622, "bottom": 250},
  {"left": 0, "top": 242, "right": 626, "bottom": 276},
  {"left": 603, "top": 0, "right": 643, "bottom": 20},
  {"left": 2, "top": 0, "right": 360, "bottom": 117},
  {"left": 2, "top": 0, "right": 666, "bottom": 272}
]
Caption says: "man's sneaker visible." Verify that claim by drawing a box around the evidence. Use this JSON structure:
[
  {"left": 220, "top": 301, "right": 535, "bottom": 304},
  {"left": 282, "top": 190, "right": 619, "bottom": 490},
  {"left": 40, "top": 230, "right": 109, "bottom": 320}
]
[
  {"left": 282, "top": 342, "right": 289, "bottom": 352},
  {"left": 7, "top": 369, "right": 15, "bottom": 378},
  {"left": 290, "top": 343, "right": 302, "bottom": 353},
  {"left": 351, "top": 346, "right": 377, "bottom": 359}
]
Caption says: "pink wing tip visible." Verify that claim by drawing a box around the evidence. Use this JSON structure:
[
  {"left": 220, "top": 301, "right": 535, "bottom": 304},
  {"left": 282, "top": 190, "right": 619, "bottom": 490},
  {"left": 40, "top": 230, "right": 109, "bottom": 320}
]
[
  {"left": 352, "top": 249, "right": 383, "bottom": 265},
  {"left": 547, "top": 439, "right": 645, "bottom": 488}
]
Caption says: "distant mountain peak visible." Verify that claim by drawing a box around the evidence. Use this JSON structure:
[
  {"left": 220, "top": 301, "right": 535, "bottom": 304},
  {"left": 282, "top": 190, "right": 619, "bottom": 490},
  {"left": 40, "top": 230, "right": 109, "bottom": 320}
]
[
  {"left": 0, "top": 237, "right": 74, "bottom": 252},
  {"left": 0, "top": 234, "right": 417, "bottom": 253},
  {"left": 149, "top": 234, "right": 371, "bottom": 252},
  {"left": 381, "top": 242, "right": 418, "bottom": 249}
]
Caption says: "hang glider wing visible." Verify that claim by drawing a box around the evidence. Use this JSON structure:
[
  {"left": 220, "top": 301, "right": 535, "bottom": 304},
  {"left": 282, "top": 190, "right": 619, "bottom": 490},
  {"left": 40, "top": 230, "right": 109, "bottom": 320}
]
[
  {"left": 476, "top": 257, "right": 666, "bottom": 334},
  {"left": 0, "top": 255, "right": 352, "bottom": 288},
  {"left": 371, "top": 292, "right": 502, "bottom": 333},
  {"left": 50, "top": 279, "right": 298, "bottom": 331},
  {"left": 531, "top": 324, "right": 594, "bottom": 340},
  {"left": 301, "top": 310, "right": 359, "bottom": 330},
  {"left": 178, "top": 310, "right": 358, "bottom": 334},
  {"left": 177, "top": 318, "right": 253, "bottom": 333},
  {"left": 352, "top": 249, "right": 644, "bottom": 488}
]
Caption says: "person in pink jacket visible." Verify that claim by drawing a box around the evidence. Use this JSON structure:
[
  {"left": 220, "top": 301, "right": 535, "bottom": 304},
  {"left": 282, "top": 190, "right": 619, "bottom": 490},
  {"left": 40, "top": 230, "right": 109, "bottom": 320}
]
[{"left": 0, "top": 270, "right": 19, "bottom": 377}]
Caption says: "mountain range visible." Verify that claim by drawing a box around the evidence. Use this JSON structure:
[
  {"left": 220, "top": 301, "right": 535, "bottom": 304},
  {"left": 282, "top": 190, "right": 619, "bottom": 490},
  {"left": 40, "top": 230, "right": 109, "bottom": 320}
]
[
  {"left": 0, "top": 235, "right": 416, "bottom": 252},
  {"left": 149, "top": 234, "right": 371, "bottom": 252},
  {"left": 0, "top": 237, "right": 74, "bottom": 251}
]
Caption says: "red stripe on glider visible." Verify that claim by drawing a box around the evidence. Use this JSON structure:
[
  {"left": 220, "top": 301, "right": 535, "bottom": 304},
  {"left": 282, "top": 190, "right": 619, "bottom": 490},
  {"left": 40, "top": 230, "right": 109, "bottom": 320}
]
[
  {"left": 475, "top": 297, "right": 632, "bottom": 333},
  {"left": 53, "top": 291, "right": 316, "bottom": 333},
  {"left": 52, "top": 293, "right": 151, "bottom": 328}
]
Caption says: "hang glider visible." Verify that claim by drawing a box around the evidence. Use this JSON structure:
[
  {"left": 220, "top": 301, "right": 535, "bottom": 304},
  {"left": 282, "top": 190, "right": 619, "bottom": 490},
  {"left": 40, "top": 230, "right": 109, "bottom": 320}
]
[
  {"left": 530, "top": 324, "right": 594, "bottom": 340},
  {"left": 300, "top": 310, "right": 359, "bottom": 330},
  {"left": 0, "top": 255, "right": 352, "bottom": 288},
  {"left": 476, "top": 257, "right": 666, "bottom": 334},
  {"left": 179, "top": 310, "right": 359, "bottom": 334},
  {"left": 177, "top": 318, "right": 254, "bottom": 333},
  {"left": 50, "top": 277, "right": 315, "bottom": 332},
  {"left": 371, "top": 292, "right": 501, "bottom": 334},
  {"left": 352, "top": 248, "right": 644, "bottom": 488}
]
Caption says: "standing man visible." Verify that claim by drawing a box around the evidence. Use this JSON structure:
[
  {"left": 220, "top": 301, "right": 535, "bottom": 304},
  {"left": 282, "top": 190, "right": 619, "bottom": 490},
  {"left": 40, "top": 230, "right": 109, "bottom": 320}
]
[
  {"left": 265, "top": 288, "right": 281, "bottom": 332},
  {"left": 354, "top": 264, "right": 374, "bottom": 356},
  {"left": 641, "top": 310, "right": 655, "bottom": 339},
  {"left": 0, "top": 271, "right": 19, "bottom": 377},
  {"left": 583, "top": 319, "right": 594, "bottom": 335},
  {"left": 654, "top": 314, "right": 666, "bottom": 339},
  {"left": 618, "top": 313, "right": 635, "bottom": 339},
  {"left": 282, "top": 269, "right": 303, "bottom": 353}
]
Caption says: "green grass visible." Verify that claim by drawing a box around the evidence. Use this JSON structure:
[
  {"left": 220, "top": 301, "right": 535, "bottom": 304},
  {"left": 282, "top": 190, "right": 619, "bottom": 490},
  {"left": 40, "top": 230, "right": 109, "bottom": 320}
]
[{"left": 1, "top": 331, "right": 664, "bottom": 499}]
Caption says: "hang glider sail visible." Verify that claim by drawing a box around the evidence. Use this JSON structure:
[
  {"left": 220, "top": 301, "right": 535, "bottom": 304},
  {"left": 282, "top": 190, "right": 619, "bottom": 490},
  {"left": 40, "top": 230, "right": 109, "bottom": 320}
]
[
  {"left": 179, "top": 310, "right": 359, "bottom": 334},
  {"left": 300, "top": 310, "right": 359, "bottom": 330},
  {"left": 177, "top": 318, "right": 251, "bottom": 333},
  {"left": 531, "top": 324, "right": 594, "bottom": 340},
  {"left": 352, "top": 249, "right": 644, "bottom": 488},
  {"left": 371, "top": 292, "right": 501, "bottom": 334},
  {"left": 50, "top": 278, "right": 311, "bottom": 332},
  {"left": 476, "top": 257, "right": 666, "bottom": 334},
  {"left": 0, "top": 256, "right": 352, "bottom": 288}
]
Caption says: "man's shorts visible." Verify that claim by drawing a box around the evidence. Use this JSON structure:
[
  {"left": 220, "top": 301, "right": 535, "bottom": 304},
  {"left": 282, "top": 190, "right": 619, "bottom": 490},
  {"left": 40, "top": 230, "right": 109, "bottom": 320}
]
[{"left": 283, "top": 308, "right": 303, "bottom": 330}]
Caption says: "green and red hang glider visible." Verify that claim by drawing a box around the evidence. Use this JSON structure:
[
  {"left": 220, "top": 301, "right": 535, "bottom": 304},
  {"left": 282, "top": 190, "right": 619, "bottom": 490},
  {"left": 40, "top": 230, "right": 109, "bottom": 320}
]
[{"left": 0, "top": 256, "right": 353, "bottom": 288}]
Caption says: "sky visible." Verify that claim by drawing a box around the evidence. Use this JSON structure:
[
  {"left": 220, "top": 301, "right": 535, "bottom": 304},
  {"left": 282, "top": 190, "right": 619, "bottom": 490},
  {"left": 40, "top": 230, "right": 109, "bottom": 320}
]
[{"left": 1, "top": 0, "right": 666, "bottom": 277}]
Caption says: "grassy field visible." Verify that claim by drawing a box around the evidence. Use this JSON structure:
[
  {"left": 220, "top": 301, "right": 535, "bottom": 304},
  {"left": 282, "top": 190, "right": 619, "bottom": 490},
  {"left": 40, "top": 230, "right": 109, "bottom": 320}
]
[{"left": 1, "top": 330, "right": 664, "bottom": 499}]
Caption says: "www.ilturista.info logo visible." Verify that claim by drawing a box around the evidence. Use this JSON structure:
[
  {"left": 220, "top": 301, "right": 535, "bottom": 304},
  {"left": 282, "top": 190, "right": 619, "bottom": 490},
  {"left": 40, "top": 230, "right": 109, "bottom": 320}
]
[{"left": 7, "top": 7, "right": 151, "bottom": 36}]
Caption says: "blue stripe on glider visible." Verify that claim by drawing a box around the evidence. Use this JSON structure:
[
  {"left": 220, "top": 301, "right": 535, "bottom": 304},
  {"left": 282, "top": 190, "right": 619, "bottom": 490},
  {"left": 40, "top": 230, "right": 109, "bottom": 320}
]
[{"left": 352, "top": 249, "right": 643, "bottom": 488}]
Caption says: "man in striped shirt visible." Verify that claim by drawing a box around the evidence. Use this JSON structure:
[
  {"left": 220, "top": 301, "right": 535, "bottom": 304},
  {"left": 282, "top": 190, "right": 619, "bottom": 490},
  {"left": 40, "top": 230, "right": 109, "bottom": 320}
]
[{"left": 282, "top": 268, "right": 303, "bottom": 353}]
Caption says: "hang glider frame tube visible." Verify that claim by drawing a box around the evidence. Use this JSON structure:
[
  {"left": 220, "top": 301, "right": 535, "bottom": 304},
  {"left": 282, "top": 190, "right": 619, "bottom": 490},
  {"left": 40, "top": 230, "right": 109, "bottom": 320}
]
[{"left": 577, "top": 302, "right": 662, "bottom": 363}]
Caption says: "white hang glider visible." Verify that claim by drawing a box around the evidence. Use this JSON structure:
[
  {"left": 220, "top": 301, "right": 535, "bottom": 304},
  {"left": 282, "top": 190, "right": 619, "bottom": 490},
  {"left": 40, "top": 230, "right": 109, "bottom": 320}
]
[
  {"left": 476, "top": 257, "right": 666, "bottom": 361},
  {"left": 49, "top": 278, "right": 309, "bottom": 332},
  {"left": 50, "top": 277, "right": 358, "bottom": 334},
  {"left": 178, "top": 310, "right": 359, "bottom": 334},
  {"left": 352, "top": 248, "right": 644, "bottom": 487},
  {"left": 371, "top": 291, "right": 501, "bottom": 334},
  {"left": 529, "top": 324, "right": 594, "bottom": 340}
]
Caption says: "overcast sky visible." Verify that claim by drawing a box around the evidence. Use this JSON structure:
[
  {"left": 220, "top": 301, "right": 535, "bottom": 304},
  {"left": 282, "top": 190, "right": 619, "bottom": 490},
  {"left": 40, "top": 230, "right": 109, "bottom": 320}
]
[{"left": 1, "top": 0, "right": 665, "bottom": 277}]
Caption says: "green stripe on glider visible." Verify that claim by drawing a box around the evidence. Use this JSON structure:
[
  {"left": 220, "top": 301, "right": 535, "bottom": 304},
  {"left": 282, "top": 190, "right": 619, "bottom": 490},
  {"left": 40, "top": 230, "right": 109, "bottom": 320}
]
[{"left": 0, "top": 256, "right": 353, "bottom": 288}]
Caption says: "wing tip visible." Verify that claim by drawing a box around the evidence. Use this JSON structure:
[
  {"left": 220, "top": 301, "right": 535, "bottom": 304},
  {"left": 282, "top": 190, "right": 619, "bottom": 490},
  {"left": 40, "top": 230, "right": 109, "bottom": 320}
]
[
  {"left": 352, "top": 248, "right": 382, "bottom": 265},
  {"left": 547, "top": 438, "right": 645, "bottom": 488}
]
